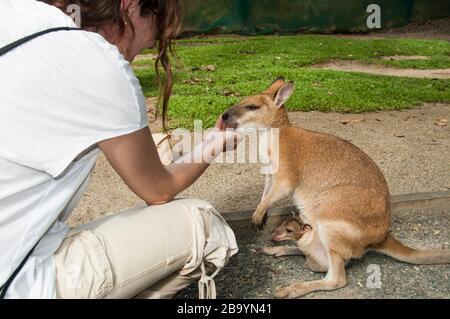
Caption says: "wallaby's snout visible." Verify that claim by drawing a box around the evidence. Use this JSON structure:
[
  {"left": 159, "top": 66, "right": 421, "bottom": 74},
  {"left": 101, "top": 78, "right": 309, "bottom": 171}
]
[
  {"left": 222, "top": 77, "right": 295, "bottom": 129},
  {"left": 221, "top": 111, "right": 237, "bottom": 128},
  {"left": 222, "top": 112, "right": 230, "bottom": 121}
]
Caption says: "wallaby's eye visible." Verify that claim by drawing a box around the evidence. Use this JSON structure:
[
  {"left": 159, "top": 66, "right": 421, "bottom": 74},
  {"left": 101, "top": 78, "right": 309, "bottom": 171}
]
[
  {"left": 246, "top": 104, "right": 260, "bottom": 111},
  {"left": 286, "top": 229, "right": 293, "bottom": 233}
]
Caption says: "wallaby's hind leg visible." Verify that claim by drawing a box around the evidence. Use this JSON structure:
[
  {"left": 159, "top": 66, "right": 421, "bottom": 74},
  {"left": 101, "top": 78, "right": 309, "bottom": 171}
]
[
  {"left": 259, "top": 246, "right": 303, "bottom": 258},
  {"left": 273, "top": 250, "right": 347, "bottom": 299},
  {"left": 306, "top": 257, "right": 328, "bottom": 273}
]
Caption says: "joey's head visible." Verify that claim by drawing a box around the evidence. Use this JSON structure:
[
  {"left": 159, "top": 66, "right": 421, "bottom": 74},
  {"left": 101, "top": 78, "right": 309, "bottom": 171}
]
[
  {"left": 222, "top": 77, "right": 295, "bottom": 129},
  {"left": 271, "top": 217, "right": 312, "bottom": 242}
]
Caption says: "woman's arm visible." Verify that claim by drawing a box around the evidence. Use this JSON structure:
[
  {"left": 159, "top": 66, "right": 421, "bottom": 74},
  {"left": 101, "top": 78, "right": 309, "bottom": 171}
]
[{"left": 98, "top": 120, "right": 239, "bottom": 205}]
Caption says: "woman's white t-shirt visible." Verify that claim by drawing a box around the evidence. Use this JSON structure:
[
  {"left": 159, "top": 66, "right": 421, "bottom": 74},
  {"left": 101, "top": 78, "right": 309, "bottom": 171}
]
[{"left": 0, "top": 0, "right": 148, "bottom": 298}]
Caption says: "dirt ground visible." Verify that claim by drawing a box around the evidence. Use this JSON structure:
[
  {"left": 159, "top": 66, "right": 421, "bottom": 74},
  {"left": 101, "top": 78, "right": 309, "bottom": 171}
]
[
  {"left": 338, "top": 18, "right": 450, "bottom": 41},
  {"left": 69, "top": 102, "right": 450, "bottom": 226},
  {"left": 177, "top": 18, "right": 450, "bottom": 42},
  {"left": 314, "top": 60, "right": 450, "bottom": 79}
]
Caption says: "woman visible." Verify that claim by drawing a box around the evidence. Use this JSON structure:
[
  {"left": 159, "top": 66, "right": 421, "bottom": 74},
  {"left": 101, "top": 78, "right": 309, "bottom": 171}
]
[{"left": 0, "top": 0, "right": 240, "bottom": 299}]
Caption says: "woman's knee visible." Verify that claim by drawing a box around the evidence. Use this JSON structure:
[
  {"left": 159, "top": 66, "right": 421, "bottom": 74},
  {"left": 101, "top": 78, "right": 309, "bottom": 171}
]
[{"left": 176, "top": 197, "right": 237, "bottom": 265}]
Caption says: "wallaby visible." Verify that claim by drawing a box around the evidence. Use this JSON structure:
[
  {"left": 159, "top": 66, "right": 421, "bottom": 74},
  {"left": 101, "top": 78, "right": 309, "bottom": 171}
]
[{"left": 222, "top": 77, "right": 450, "bottom": 298}]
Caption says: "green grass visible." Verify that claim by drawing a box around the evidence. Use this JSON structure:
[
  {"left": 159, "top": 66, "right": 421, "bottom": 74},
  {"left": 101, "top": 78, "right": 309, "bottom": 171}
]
[{"left": 134, "top": 35, "right": 450, "bottom": 129}]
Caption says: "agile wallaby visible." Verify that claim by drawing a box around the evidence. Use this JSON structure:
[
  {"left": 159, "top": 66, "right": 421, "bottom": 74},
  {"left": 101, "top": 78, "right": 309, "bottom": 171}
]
[{"left": 222, "top": 77, "right": 450, "bottom": 298}]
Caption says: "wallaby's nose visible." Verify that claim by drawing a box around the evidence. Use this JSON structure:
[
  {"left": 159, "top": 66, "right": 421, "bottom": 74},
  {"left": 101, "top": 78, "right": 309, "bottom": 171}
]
[{"left": 222, "top": 112, "right": 230, "bottom": 121}]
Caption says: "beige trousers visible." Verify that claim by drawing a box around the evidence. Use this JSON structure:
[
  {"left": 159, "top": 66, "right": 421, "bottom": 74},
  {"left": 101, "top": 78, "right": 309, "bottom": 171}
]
[{"left": 53, "top": 199, "right": 238, "bottom": 299}]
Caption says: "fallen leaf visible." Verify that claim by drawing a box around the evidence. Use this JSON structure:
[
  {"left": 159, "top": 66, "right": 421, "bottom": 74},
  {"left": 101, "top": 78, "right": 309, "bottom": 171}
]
[
  {"left": 182, "top": 79, "right": 195, "bottom": 85},
  {"left": 223, "top": 90, "right": 241, "bottom": 97},
  {"left": 340, "top": 118, "right": 365, "bottom": 125},
  {"left": 183, "top": 77, "right": 205, "bottom": 85},
  {"left": 238, "top": 49, "right": 256, "bottom": 55},
  {"left": 435, "top": 118, "right": 448, "bottom": 126},
  {"left": 204, "top": 64, "right": 216, "bottom": 72}
]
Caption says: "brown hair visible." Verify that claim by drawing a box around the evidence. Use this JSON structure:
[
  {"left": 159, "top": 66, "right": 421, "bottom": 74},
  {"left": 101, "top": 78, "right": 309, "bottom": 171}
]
[{"left": 39, "top": 0, "right": 182, "bottom": 132}]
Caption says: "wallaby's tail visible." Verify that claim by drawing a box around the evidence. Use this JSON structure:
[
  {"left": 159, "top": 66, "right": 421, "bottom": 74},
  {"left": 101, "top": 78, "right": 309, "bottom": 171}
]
[{"left": 371, "top": 234, "right": 450, "bottom": 265}]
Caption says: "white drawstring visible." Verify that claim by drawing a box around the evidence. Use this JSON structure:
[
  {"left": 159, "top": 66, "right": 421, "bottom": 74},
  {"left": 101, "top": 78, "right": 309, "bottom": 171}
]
[{"left": 198, "top": 262, "right": 222, "bottom": 299}]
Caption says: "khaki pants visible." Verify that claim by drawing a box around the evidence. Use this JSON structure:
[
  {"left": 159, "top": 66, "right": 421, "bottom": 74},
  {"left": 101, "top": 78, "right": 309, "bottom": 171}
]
[{"left": 54, "top": 199, "right": 238, "bottom": 299}]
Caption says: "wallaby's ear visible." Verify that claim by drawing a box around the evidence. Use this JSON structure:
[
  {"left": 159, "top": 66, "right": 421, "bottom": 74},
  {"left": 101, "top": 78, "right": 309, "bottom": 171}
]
[
  {"left": 274, "top": 82, "right": 295, "bottom": 109},
  {"left": 263, "top": 77, "right": 286, "bottom": 97}
]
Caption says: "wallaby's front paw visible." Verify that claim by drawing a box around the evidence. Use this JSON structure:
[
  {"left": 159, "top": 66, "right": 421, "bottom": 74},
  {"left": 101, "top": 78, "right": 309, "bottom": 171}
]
[{"left": 252, "top": 212, "right": 268, "bottom": 230}]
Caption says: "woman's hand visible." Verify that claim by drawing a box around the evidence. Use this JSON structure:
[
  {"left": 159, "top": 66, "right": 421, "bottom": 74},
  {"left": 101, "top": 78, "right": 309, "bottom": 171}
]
[
  {"left": 210, "top": 114, "right": 242, "bottom": 153},
  {"left": 204, "top": 128, "right": 242, "bottom": 156}
]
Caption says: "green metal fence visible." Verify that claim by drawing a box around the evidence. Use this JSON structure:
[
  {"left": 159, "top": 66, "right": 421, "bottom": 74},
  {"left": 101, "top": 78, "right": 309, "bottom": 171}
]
[{"left": 180, "top": 0, "right": 450, "bottom": 35}]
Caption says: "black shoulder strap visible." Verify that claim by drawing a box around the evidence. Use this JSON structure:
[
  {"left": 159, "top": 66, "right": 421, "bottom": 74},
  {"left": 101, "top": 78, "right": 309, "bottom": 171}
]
[
  {"left": 0, "top": 241, "right": 39, "bottom": 299},
  {"left": 0, "top": 26, "right": 81, "bottom": 299},
  {"left": 0, "top": 27, "right": 81, "bottom": 57}
]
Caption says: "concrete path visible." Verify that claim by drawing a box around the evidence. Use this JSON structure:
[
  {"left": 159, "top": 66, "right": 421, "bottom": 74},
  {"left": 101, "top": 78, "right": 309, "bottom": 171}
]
[{"left": 314, "top": 60, "right": 450, "bottom": 79}]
